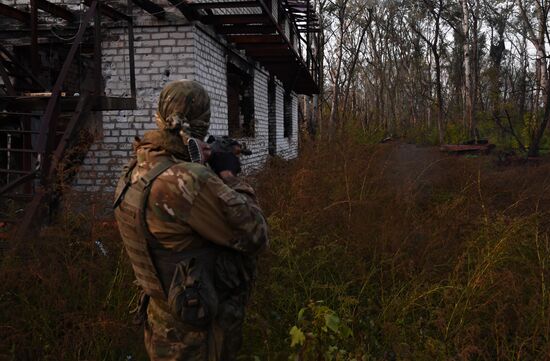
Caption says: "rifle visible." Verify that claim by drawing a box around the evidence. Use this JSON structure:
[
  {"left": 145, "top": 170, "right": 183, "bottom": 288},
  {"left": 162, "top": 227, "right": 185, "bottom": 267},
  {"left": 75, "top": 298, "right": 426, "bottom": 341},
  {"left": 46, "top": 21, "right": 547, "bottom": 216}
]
[{"left": 188, "top": 135, "right": 252, "bottom": 166}]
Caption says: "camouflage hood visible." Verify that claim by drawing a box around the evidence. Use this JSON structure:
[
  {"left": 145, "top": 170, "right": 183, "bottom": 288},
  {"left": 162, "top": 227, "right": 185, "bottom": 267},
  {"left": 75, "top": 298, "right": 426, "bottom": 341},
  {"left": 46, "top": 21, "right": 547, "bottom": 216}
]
[
  {"left": 155, "top": 79, "right": 211, "bottom": 142},
  {"left": 135, "top": 130, "right": 190, "bottom": 161}
]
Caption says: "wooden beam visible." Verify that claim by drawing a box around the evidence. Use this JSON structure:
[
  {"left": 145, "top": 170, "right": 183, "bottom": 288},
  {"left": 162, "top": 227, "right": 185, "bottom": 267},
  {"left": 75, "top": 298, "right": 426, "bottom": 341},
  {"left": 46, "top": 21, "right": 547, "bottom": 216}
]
[
  {"left": 263, "top": 63, "right": 301, "bottom": 71},
  {"left": 260, "top": 59, "right": 299, "bottom": 65},
  {"left": 83, "top": 0, "right": 131, "bottom": 21},
  {"left": 244, "top": 48, "right": 293, "bottom": 57},
  {"left": 188, "top": 1, "right": 259, "bottom": 9},
  {"left": 0, "top": 171, "right": 37, "bottom": 196},
  {"left": 254, "top": 0, "right": 319, "bottom": 93},
  {"left": 166, "top": 0, "right": 200, "bottom": 20},
  {"left": 226, "top": 34, "right": 284, "bottom": 44},
  {"left": 217, "top": 24, "right": 276, "bottom": 34},
  {"left": 238, "top": 43, "right": 290, "bottom": 51},
  {"left": 203, "top": 14, "right": 270, "bottom": 25},
  {"left": 132, "top": 0, "right": 165, "bottom": 19},
  {"left": 0, "top": 3, "right": 30, "bottom": 24},
  {"left": 0, "top": 95, "right": 136, "bottom": 111},
  {"left": 36, "top": 0, "right": 76, "bottom": 21},
  {"left": 0, "top": 44, "right": 47, "bottom": 90},
  {"left": 30, "top": 0, "right": 39, "bottom": 75},
  {"left": 0, "top": 62, "right": 16, "bottom": 96}
]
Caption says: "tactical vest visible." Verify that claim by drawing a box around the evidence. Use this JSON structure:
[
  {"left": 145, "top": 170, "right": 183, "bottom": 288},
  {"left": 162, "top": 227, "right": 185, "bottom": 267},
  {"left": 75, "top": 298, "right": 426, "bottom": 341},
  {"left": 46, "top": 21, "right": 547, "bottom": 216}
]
[
  {"left": 113, "top": 157, "right": 251, "bottom": 314},
  {"left": 113, "top": 158, "right": 178, "bottom": 300}
]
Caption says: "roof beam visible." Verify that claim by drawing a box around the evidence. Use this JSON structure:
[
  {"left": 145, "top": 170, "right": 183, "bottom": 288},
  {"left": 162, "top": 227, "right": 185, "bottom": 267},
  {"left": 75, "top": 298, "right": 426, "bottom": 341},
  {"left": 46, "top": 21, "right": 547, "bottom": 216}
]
[
  {"left": 83, "top": 0, "right": 131, "bottom": 21},
  {"left": 188, "top": 1, "right": 259, "bottom": 9},
  {"left": 238, "top": 43, "right": 290, "bottom": 50},
  {"left": 132, "top": 0, "right": 165, "bottom": 19},
  {"left": 217, "top": 24, "right": 276, "bottom": 34},
  {"left": 244, "top": 48, "right": 293, "bottom": 57},
  {"left": 226, "top": 34, "right": 284, "bottom": 44},
  {"left": 0, "top": 3, "right": 30, "bottom": 24},
  {"left": 36, "top": 0, "right": 76, "bottom": 21},
  {"left": 166, "top": 0, "right": 201, "bottom": 20},
  {"left": 203, "top": 14, "right": 270, "bottom": 25}
]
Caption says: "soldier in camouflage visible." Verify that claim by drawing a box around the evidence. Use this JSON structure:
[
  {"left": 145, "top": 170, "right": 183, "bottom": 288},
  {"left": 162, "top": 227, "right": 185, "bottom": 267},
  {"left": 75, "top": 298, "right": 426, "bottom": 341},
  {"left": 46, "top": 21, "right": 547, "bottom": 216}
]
[{"left": 113, "top": 80, "right": 269, "bottom": 361}]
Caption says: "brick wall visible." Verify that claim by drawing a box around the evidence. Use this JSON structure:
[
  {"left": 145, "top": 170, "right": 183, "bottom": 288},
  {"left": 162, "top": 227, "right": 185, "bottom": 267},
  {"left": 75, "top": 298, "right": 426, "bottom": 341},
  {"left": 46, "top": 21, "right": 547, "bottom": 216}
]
[
  {"left": 74, "top": 22, "right": 299, "bottom": 193},
  {"left": 74, "top": 24, "right": 196, "bottom": 193},
  {"left": 193, "top": 28, "right": 228, "bottom": 135}
]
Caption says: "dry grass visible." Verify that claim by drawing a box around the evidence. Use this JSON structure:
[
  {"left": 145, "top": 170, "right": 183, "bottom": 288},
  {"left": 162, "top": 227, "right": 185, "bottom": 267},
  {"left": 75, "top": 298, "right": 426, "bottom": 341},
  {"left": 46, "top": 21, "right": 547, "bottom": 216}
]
[
  {"left": 245, "top": 127, "right": 550, "bottom": 360},
  {"left": 2, "top": 125, "right": 550, "bottom": 360},
  {"left": 0, "top": 203, "right": 145, "bottom": 360}
]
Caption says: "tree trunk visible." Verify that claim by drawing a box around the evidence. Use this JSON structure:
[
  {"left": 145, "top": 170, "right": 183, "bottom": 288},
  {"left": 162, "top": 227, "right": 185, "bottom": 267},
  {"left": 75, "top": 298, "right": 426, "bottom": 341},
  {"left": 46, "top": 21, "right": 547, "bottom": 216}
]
[{"left": 461, "top": 0, "right": 474, "bottom": 139}]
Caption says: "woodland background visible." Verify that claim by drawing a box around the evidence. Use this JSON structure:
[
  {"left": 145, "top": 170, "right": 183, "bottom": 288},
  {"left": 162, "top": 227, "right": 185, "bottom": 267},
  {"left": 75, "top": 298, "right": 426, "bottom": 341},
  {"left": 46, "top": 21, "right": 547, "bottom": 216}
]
[
  {"left": 3, "top": 0, "right": 550, "bottom": 360},
  {"left": 315, "top": 0, "right": 550, "bottom": 156}
]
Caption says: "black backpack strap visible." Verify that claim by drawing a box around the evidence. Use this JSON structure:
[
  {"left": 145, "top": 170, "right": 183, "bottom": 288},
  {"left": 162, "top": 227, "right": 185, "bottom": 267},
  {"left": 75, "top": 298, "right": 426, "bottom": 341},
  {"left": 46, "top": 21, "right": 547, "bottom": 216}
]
[{"left": 113, "top": 158, "right": 138, "bottom": 210}]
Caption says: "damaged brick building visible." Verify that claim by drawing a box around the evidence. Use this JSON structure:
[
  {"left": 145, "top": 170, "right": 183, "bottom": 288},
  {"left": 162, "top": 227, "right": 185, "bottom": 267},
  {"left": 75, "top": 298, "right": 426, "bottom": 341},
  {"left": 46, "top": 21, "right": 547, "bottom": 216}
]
[{"left": 0, "top": 0, "right": 320, "bottom": 236}]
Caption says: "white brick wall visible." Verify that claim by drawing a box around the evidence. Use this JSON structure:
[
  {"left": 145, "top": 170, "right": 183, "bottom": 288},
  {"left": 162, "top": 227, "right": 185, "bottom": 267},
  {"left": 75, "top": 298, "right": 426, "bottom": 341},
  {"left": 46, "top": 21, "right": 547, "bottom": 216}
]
[
  {"left": 193, "top": 29, "right": 228, "bottom": 135},
  {"left": 74, "top": 24, "right": 196, "bottom": 192},
  {"left": 0, "top": 0, "right": 303, "bottom": 196},
  {"left": 74, "top": 23, "right": 299, "bottom": 193}
]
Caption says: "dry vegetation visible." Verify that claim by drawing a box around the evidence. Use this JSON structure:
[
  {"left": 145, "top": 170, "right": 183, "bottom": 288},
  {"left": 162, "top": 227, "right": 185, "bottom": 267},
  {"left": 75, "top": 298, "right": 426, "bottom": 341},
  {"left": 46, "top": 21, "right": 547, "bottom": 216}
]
[{"left": 2, "top": 125, "right": 550, "bottom": 360}]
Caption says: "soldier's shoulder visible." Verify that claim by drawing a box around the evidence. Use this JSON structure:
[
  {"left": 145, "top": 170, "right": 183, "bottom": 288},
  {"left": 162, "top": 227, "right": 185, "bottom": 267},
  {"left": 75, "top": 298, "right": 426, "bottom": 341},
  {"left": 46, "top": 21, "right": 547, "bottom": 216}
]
[
  {"left": 151, "top": 161, "right": 217, "bottom": 197},
  {"left": 147, "top": 161, "right": 217, "bottom": 220},
  {"left": 168, "top": 161, "right": 216, "bottom": 182}
]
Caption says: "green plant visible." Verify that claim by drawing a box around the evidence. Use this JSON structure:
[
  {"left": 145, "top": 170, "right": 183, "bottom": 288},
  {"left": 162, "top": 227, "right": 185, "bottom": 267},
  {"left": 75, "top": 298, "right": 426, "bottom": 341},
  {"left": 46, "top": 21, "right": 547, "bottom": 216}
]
[{"left": 289, "top": 301, "right": 353, "bottom": 361}]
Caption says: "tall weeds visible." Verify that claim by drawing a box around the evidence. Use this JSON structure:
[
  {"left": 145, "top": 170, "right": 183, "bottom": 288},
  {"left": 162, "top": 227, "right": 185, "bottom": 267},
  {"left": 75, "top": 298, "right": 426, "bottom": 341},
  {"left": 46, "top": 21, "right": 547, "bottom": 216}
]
[
  {"left": 245, "top": 125, "right": 550, "bottom": 360},
  {"left": 2, "top": 124, "right": 550, "bottom": 360},
  {"left": 0, "top": 204, "right": 145, "bottom": 360}
]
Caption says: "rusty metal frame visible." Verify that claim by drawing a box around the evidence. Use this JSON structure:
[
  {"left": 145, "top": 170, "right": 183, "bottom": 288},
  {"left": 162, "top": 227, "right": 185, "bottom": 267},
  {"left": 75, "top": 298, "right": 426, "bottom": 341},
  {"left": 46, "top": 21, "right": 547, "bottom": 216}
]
[
  {"left": 47, "top": 93, "right": 95, "bottom": 181},
  {"left": 84, "top": 0, "right": 131, "bottom": 21},
  {"left": 0, "top": 62, "right": 16, "bottom": 96},
  {"left": 177, "top": 0, "right": 320, "bottom": 94},
  {"left": 189, "top": 1, "right": 259, "bottom": 9},
  {"left": 30, "top": 0, "right": 39, "bottom": 76},
  {"left": 4, "top": 1, "right": 100, "bottom": 240},
  {"left": 132, "top": 0, "right": 166, "bottom": 19},
  {"left": 0, "top": 2, "right": 30, "bottom": 24},
  {"left": 35, "top": 0, "right": 99, "bottom": 184},
  {"left": 36, "top": 0, "right": 76, "bottom": 22},
  {"left": 0, "top": 44, "right": 48, "bottom": 90},
  {"left": 0, "top": 0, "right": 137, "bottom": 240},
  {"left": 0, "top": 170, "right": 38, "bottom": 195}
]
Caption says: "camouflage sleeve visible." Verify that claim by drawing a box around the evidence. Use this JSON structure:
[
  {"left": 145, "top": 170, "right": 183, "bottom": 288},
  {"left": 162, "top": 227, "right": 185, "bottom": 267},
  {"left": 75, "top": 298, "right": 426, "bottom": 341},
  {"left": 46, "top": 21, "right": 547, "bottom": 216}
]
[{"left": 186, "top": 173, "right": 269, "bottom": 255}]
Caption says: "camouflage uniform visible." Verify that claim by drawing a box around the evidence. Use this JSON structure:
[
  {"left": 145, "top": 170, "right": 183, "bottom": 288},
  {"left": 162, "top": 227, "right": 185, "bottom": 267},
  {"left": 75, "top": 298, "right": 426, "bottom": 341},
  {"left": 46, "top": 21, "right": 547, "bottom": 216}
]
[{"left": 114, "top": 80, "right": 268, "bottom": 361}]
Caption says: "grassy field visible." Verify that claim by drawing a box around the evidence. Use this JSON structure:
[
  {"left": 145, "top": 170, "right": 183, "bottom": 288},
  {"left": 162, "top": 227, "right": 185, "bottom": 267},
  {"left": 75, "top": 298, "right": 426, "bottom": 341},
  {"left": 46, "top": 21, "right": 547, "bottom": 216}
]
[{"left": 2, "top": 128, "right": 550, "bottom": 360}]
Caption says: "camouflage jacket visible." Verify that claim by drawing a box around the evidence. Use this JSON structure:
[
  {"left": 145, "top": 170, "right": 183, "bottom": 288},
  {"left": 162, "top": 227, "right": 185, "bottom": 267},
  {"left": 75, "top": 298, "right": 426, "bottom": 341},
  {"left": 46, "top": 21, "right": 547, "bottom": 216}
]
[{"left": 118, "top": 130, "right": 269, "bottom": 256}]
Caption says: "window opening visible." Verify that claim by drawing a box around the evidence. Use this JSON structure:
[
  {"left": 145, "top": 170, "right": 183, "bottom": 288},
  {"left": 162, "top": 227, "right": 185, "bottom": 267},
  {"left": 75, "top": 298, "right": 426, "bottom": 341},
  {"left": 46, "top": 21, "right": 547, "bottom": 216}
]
[{"left": 227, "top": 63, "right": 254, "bottom": 138}]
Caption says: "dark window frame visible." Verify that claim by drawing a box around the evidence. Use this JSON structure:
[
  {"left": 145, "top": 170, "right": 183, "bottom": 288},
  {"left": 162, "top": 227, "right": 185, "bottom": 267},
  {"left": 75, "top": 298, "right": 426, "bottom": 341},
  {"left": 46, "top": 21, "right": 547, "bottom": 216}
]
[{"left": 227, "top": 61, "right": 255, "bottom": 138}]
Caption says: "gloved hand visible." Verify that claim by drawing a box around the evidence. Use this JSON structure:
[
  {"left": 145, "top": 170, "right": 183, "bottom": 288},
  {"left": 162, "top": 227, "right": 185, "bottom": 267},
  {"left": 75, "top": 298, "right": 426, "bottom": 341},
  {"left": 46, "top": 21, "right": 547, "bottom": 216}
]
[{"left": 208, "top": 151, "right": 242, "bottom": 176}]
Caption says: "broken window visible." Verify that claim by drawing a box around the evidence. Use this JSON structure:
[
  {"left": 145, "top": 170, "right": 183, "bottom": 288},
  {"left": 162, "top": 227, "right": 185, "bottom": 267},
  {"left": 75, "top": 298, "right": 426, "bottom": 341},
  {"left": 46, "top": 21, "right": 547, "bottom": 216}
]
[
  {"left": 227, "top": 63, "right": 254, "bottom": 138},
  {"left": 284, "top": 90, "right": 293, "bottom": 138}
]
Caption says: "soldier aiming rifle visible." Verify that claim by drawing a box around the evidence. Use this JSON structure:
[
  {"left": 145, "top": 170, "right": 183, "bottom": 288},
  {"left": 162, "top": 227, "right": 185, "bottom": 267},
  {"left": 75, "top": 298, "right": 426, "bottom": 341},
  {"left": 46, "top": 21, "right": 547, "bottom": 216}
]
[{"left": 113, "top": 79, "right": 269, "bottom": 361}]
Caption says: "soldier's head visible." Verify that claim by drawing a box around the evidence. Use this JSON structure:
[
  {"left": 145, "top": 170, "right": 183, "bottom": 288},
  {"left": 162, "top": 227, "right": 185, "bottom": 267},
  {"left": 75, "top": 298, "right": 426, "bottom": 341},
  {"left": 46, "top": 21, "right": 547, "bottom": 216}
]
[{"left": 155, "top": 79, "right": 211, "bottom": 143}]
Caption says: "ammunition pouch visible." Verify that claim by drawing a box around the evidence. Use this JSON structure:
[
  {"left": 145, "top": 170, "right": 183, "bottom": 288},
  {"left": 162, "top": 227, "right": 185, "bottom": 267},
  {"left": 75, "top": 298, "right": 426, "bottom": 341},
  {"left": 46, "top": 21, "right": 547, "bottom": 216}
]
[
  {"left": 164, "top": 249, "right": 220, "bottom": 328},
  {"left": 214, "top": 251, "right": 255, "bottom": 295}
]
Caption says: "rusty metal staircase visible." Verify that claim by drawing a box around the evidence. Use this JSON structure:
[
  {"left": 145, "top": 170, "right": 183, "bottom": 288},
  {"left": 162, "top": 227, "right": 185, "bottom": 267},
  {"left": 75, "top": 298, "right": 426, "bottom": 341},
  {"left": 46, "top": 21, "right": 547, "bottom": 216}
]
[{"left": 0, "top": 0, "right": 136, "bottom": 241}]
